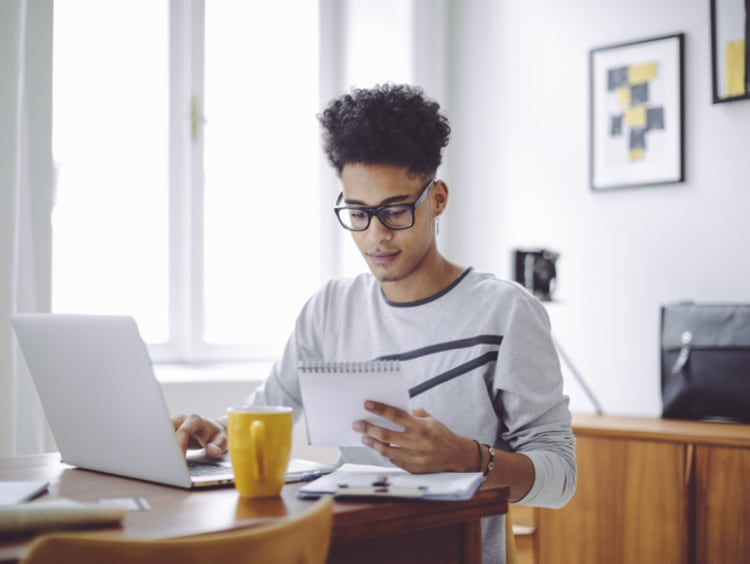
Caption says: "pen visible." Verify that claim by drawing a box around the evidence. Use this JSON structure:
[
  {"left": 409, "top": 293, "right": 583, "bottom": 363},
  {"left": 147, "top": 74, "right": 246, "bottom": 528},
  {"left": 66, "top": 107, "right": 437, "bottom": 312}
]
[{"left": 300, "top": 471, "right": 323, "bottom": 482}]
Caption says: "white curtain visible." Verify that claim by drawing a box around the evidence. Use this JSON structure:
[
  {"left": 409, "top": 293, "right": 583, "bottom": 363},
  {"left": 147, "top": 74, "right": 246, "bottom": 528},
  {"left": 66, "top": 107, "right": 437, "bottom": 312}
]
[{"left": 0, "top": 0, "right": 55, "bottom": 457}]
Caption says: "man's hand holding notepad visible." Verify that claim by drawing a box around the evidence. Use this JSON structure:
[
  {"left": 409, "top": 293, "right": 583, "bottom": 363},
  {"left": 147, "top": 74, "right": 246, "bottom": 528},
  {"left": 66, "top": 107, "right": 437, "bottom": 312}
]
[{"left": 298, "top": 360, "right": 410, "bottom": 447}]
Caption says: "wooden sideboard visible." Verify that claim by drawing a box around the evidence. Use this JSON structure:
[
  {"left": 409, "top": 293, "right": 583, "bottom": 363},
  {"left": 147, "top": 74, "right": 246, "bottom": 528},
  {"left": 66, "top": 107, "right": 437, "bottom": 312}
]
[{"left": 532, "top": 414, "right": 750, "bottom": 564}]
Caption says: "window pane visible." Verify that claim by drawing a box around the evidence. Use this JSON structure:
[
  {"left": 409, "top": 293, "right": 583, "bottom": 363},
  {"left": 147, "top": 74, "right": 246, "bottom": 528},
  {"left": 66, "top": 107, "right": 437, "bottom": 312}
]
[
  {"left": 203, "top": 1, "right": 320, "bottom": 348},
  {"left": 51, "top": 0, "right": 169, "bottom": 343}
]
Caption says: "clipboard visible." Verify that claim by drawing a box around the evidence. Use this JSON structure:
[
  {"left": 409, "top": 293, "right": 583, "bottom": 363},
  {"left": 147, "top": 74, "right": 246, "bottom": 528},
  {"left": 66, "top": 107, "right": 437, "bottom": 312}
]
[{"left": 297, "top": 464, "right": 485, "bottom": 501}]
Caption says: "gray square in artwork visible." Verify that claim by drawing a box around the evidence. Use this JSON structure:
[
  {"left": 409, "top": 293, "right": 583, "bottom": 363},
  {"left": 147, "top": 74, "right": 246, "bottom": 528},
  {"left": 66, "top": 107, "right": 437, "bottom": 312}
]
[{"left": 646, "top": 107, "right": 665, "bottom": 130}]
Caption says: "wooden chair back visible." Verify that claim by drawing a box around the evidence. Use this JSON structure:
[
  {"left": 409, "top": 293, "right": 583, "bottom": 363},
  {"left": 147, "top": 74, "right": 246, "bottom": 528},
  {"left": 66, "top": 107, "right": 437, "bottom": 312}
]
[{"left": 21, "top": 496, "right": 334, "bottom": 564}]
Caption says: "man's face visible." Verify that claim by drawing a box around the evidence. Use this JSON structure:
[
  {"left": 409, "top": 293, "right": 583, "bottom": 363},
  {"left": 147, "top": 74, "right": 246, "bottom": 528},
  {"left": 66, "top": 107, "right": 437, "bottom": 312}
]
[{"left": 339, "top": 163, "right": 440, "bottom": 286}]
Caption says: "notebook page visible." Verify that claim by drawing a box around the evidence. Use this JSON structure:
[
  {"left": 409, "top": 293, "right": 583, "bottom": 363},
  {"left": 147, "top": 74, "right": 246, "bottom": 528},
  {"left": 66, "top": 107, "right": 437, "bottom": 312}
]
[{"left": 298, "top": 360, "right": 409, "bottom": 447}]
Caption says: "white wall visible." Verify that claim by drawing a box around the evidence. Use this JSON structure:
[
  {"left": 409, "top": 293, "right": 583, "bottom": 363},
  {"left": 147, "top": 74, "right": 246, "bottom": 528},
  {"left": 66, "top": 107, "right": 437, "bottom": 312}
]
[{"left": 443, "top": 0, "right": 750, "bottom": 416}]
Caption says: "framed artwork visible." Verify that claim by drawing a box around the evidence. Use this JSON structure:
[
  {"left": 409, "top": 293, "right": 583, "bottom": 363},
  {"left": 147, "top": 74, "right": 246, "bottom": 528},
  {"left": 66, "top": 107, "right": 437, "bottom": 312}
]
[
  {"left": 710, "top": 0, "right": 750, "bottom": 103},
  {"left": 589, "top": 34, "right": 685, "bottom": 192}
]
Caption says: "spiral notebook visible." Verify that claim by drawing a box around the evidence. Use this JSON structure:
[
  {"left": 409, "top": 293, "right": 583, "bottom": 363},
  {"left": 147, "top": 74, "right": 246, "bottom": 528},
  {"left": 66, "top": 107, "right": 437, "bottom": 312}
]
[{"left": 298, "top": 360, "right": 410, "bottom": 447}]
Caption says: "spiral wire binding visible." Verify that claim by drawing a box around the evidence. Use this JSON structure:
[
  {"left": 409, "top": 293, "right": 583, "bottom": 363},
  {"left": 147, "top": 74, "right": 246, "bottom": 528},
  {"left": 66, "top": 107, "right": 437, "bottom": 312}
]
[{"left": 298, "top": 360, "right": 400, "bottom": 373}]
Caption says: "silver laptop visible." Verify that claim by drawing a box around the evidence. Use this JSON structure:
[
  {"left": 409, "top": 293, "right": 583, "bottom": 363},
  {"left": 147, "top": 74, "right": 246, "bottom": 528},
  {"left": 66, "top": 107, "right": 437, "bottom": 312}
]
[{"left": 11, "top": 313, "right": 235, "bottom": 489}]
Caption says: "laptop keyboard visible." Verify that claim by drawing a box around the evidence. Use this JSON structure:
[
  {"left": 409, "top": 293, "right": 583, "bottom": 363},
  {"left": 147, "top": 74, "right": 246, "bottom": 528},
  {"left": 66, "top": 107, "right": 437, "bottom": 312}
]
[{"left": 187, "top": 460, "right": 232, "bottom": 477}]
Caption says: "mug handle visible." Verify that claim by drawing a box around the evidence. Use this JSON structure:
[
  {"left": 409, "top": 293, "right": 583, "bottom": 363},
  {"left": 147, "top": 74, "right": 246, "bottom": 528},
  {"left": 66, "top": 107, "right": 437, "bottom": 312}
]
[{"left": 250, "top": 420, "right": 265, "bottom": 481}]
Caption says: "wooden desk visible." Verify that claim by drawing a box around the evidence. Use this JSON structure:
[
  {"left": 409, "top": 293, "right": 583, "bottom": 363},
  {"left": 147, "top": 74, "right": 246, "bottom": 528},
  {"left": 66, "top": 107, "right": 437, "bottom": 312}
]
[{"left": 0, "top": 454, "right": 508, "bottom": 564}]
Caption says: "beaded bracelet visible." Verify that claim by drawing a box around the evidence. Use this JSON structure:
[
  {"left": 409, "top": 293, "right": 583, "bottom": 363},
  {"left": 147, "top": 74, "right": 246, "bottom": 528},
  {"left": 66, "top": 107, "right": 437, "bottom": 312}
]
[
  {"left": 473, "top": 440, "right": 483, "bottom": 472},
  {"left": 482, "top": 444, "right": 495, "bottom": 476}
]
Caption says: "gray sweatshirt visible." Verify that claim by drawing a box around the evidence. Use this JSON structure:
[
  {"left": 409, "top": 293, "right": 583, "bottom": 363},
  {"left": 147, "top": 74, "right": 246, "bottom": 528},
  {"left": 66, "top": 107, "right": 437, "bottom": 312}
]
[{"left": 248, "top": 268, "right": 576, "bottom": 563}]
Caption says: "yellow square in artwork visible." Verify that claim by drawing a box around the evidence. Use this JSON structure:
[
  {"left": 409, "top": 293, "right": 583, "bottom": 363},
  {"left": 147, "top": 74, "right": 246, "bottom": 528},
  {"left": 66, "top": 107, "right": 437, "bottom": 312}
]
[
  {"left": 630, "top": 148, "right": 645, "bottom": 161},
  {"left": 725, "top": 39, "right": 746, "bottom": 97},
  {"left": 625, "top": 106, "right": 646, "bottom": 127},
  {"left": 616, "top": 87, "right": 631, "bottom": 107},
  {"left": 629, "top": 62, "right": 658, "bottom": 84}
]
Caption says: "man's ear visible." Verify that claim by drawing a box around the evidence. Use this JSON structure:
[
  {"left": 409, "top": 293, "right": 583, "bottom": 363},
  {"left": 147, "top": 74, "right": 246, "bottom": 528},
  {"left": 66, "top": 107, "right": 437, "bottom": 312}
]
[{"left": 432, "top": 180, "right": 449, "bottom": 216}]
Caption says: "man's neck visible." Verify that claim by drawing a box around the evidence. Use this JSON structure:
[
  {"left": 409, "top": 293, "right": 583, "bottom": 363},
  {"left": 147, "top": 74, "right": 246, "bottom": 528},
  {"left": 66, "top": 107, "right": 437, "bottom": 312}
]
[{"left": 379, "top": 257, "right": 464, "bottom": 303}]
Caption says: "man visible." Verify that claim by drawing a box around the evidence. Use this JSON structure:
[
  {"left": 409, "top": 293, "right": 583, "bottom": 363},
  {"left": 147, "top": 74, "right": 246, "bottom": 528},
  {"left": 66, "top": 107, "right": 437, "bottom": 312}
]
[{"left": 173, "top": 83, "right": 576, "bottom": 563}]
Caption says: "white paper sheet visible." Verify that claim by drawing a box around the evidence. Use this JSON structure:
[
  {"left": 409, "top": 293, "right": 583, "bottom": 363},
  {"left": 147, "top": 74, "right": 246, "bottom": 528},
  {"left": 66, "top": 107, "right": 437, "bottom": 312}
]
[{"left": 0, "top": 481, "right": 48, "bottom": 506}]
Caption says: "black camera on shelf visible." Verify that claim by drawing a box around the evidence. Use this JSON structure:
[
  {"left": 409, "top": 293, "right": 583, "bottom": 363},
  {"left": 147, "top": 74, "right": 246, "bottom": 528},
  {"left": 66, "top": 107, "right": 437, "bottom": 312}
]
[{"left": 513, "top": 249, "right": 559, "bottom": 301}]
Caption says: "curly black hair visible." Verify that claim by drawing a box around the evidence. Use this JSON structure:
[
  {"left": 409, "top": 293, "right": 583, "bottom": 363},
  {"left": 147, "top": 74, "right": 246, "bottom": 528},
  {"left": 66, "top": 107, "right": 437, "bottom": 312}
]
[{"left": 318, "top": 83, "right": 451, "bottom": 176}]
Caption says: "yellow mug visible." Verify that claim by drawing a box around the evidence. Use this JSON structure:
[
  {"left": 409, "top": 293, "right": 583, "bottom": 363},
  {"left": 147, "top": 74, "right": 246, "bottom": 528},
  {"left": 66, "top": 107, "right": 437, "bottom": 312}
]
[{"left": 227, "top": 405, "right": 293, "bottom": 498}]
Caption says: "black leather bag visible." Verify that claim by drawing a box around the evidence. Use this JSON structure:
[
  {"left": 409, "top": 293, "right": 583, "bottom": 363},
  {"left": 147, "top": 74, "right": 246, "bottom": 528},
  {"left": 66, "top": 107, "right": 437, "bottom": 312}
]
[{"left": 661, "top": 302, "right": 750, "bottom": 423}]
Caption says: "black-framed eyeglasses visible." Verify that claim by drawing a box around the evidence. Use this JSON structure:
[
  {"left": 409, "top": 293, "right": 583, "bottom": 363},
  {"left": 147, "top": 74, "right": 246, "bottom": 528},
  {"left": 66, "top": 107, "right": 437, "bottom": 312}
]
[{"left": 333, "top": 178, "right": 436, "bottom": 232}]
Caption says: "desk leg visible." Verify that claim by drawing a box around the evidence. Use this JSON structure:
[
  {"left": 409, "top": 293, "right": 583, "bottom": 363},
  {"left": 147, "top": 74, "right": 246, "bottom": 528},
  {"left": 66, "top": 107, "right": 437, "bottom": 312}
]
[{"left": 462, "top": 520, "right": 482, "bottom": 563}]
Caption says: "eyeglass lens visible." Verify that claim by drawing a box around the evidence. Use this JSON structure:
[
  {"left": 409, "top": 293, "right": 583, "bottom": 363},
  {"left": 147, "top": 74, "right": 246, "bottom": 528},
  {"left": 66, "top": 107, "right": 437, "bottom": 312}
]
[{"left": 340, "top": 206, "right": 413, "bottom": 230}]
